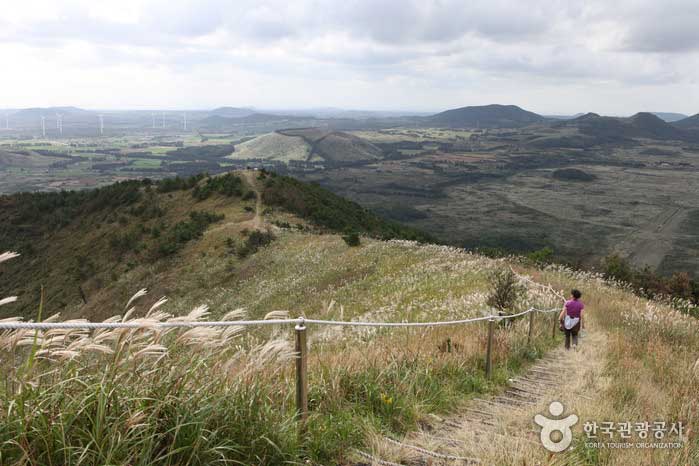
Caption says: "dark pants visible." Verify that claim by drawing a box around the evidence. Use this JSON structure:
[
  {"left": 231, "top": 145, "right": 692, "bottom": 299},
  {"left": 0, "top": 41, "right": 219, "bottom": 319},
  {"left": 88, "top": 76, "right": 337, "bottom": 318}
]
[{"left": 564, "top": 323, "right": 580, "bottom": 349}]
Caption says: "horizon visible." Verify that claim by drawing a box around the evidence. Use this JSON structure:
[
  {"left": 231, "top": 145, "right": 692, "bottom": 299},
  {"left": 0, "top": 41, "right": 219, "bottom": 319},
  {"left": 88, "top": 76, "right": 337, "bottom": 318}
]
[{"left": 0, "top": 104, "right": 695, "bottom": 119}]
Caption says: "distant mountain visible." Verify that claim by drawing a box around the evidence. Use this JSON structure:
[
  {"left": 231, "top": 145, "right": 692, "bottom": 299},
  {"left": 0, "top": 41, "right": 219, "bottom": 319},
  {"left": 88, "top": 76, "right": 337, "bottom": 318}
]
[
  {"left": 650, "top": 112, "right": 689, "bottom": 122},
  {"left": 672, "top": 114, "right": 699, "bottom": 130},
  {"left": 544, "top": 113, "right": 586, "bottom": 120},
  {"left": 557, "top": 112, "right": 691, "bottom": 142},
  {"left": 427, "top": 104, "right": 545, "bottom": 128},
  {"left": 626, "top": 112, "right": 688, "bottom": 139},
  {"left": 199, "top": 112, "right": 305, "bottom": 130},
  {"left": 237, "top": 113, "right": 293, "bottom": 123},
  {"left": 208, "top": 107, "right": 255, "bottom": 118},
  {"left": 11, "top": 106, "right": 92, "bottom": 118},
  {"left": 273, "top": 108, "right": 433, "bottom": 119}
]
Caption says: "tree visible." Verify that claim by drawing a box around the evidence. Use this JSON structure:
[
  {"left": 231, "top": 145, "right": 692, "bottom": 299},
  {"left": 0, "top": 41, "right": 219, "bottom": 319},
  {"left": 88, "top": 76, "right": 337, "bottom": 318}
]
[{"left": 486, "top": 268, "right": 525, "bottom": 315}]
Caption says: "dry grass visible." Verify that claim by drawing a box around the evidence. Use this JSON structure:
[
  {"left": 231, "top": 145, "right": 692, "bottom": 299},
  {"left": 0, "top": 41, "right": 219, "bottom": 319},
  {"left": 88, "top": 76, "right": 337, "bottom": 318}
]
[
  {"left": 533, "top": 264, "right": 699, "bottom": 465},
  {"left": 2, "top": 242, "right": 697, "bottom": 464},
  {"left": 0, "top": 243, "right": 565, "bottom": 464}
]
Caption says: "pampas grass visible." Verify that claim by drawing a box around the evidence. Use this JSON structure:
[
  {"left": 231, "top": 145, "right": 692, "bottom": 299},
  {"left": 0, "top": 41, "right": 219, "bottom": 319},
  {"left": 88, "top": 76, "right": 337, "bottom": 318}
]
[
  {"left": 0, "top": 251, "right": 20, "bottom": 264},
  {"left": 0, "top": 242, "right": 601, "bottom": 465},
  {"left": 0, "top": 290, "right": 301, "bottom": 465},
  {"left": 0, "top": 252, "right": 19, "bottom": 309}
]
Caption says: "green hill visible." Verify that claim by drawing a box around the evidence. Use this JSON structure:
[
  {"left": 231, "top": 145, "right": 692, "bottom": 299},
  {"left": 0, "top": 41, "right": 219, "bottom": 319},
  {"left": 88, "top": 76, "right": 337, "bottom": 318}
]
[
  {"left": 557, "top": 112, "right": 694, "bottom": 143},
  {"left": 427, "top": 104, "right": 546, "bottom": 128},
  {"left": 229, "top": 128, "right": 384, "bottom": 164},
  {"left": 673, "top": 113, "right": 699, "bottom": 130},
  {"left": 0, "top": 171, "right": 429, "bottom": 320}
]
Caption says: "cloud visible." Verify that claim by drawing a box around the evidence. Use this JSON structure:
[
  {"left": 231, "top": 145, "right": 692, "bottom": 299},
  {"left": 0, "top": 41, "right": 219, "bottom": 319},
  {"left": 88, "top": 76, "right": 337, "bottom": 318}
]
[{"left": 0, "top": 0, "right": 697, "bottom": 113}]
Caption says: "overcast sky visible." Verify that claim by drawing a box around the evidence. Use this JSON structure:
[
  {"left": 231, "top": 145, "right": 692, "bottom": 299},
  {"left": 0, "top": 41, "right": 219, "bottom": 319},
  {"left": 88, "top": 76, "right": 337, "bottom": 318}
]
[{"left": 1, "top": 0, "right": 698, "bottom": 115}]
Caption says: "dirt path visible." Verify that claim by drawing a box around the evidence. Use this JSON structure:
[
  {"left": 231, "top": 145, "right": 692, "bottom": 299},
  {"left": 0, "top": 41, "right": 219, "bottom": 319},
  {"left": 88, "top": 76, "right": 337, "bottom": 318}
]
[
  {"left": 207, "top": 171, "right": 264, "bottom": 235},
  {"left": 241, "top": 170, "right": 263, "bottom": 230},
  {"left": 353, "top": 330, "right": 608, "bottom": 465}
]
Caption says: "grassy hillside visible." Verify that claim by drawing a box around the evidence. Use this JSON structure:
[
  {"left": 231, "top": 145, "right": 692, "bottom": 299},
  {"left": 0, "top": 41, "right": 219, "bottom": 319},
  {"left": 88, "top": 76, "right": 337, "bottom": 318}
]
[
  {"left": 1, "top": 172, "right": 697, "bottom": 465},
  {"left": 280, "top": 128, "right": 383, "bottom": 163},
  {"left": 2, "top": 234, "right": 696, "bottom": 464},
  {"left": 227, "top": 129, "right": 383, "bottom": 164},
  {"left": 0, "top": 171, "right": 430, "bottom": 320},
  {"left": 228, "top": 132, "right": 312, "bottom": 162}
]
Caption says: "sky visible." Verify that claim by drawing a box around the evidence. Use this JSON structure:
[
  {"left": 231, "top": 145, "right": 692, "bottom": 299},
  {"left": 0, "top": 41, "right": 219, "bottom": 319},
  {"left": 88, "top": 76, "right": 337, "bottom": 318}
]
[{"left": 0, "top": 0, "right": 698, "bottom": 115}]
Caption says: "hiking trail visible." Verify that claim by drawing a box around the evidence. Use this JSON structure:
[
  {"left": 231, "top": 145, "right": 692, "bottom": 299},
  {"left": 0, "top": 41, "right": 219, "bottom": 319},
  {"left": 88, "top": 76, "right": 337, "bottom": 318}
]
[{"left": 352, "top": 330, "right": 608, "bottom": 465}]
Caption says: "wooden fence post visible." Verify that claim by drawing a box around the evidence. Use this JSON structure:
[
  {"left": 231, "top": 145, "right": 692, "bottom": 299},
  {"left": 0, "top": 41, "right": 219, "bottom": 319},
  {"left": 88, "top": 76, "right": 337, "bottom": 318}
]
[
  {"left": 295, "top": 320, "right": 308, "bottom": 431},
  {"left": 527, "top": 310, "right": 534, "bottom": 345},
  {"left": 485, "top": 317, "right": 495, "bottom": 379}
]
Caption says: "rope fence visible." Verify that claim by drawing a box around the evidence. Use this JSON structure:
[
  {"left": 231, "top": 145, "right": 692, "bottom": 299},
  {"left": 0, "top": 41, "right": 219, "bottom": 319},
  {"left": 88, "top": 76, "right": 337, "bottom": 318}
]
[
  {"left": 0, "top": 305, "right": 562, "bottom": 433},
  {"left": 0, "top": 307, "right": 558, "bottom": 330}
]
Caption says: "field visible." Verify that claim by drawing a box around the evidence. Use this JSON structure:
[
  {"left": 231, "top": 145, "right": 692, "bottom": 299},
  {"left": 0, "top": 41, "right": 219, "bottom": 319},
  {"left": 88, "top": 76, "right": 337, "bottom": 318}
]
[
  {"left": 0, "top": 134, "right": 255, "bottom": 193},
  {"left": 4, "top": 116, "right": 699, "bottom": 277},
  {"left": 296, "top": 130, "right": 699, "bottom": 276}
]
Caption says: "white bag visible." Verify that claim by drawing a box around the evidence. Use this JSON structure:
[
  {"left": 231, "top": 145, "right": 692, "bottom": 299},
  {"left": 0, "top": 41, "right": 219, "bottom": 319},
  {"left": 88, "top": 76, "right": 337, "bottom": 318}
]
[{"left": 564, "top": 315, "right": 580, "bottom": 330}]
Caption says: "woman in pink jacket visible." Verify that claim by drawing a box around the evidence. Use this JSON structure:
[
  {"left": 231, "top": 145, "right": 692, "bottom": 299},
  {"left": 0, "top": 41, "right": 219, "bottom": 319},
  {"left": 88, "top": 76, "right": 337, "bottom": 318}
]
[{"left": 559, "top": 289, "right": 584, "bottom": 350}]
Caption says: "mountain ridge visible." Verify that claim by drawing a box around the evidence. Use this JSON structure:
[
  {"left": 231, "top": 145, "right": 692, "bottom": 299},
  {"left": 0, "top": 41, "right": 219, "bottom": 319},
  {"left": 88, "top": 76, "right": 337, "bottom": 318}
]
[{"left": 0, "top": 170, "right": 430, "bottom": 319}]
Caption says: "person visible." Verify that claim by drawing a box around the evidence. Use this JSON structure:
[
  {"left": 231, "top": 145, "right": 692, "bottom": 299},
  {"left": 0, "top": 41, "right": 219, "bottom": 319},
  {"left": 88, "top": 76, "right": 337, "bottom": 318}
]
[{"left": 559, "top": 289, "right": 584, "bottom": 350}]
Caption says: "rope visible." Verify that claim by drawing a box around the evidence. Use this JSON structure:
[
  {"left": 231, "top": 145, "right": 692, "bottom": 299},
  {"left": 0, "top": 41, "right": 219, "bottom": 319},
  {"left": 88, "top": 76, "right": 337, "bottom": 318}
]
[
  {"left": 510, "top": 266, "right": 567, "bottom": 303},
  {"left": 351, "top": 449, "right": 405, "bottom": 466},
  {"left": 0, "top": 307, "right": 559, "bottom": 331}
]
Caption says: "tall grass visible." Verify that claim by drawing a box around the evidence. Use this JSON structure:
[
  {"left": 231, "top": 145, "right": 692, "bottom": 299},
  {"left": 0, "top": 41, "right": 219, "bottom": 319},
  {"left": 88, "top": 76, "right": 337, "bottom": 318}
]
[
  {"left": 0, "top": 246, "right": 566, "bottom": 465},
  {"left": 536, "top": 263, "right": 699, "bottom": 465},
  {"left": 0, "top": 296, "right": 560, "bottom": 464},
  {"left": 0, "top": 292, "right": 301, "bottom": 465}
]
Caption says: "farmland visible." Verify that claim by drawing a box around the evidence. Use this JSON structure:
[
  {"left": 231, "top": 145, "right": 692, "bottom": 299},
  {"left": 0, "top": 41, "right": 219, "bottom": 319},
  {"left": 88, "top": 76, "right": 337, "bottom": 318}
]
[{"left": 3, "top": 109, "right": 699, "bottom": 277}]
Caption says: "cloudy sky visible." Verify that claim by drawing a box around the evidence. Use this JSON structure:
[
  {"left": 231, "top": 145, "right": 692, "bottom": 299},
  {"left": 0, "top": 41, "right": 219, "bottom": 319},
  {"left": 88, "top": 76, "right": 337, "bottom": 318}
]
[{"left": 1, "top": 0, "right": 698, "bottom": 115}]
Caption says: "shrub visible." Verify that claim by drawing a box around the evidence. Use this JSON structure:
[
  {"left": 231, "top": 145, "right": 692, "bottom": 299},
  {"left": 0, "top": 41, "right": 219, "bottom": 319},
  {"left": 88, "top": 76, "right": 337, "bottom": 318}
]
[
  {"left": 156, "top": 174, "right": 204, "bottom": 193},
  {"left": 486, "top": 268, "right": 525, "bottom": 314},
  {"left": 237, "top": 230, "right": 275, "bottom": 258},
  {"left": 155, "top": 211, "right": 224, "bottom": 257},
  {"left": 526, "top": 246, "right": 554, "bottom": 264},
  {"left": 342, "top": 232, "right": 361, "bottom": 247},
  {"left": 109, "top": 230, "right": 141, "bottom": 256},
  {"left": 602, "top": 254, "right": 634, "bottom": 283},
  {"left": 192, "top": 174, "right": 243, "bottom": 200}
]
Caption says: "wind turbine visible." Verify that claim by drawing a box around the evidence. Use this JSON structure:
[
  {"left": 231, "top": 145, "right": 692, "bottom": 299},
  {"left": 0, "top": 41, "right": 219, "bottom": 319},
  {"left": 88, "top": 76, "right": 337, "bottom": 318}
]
[
  {"left": 56, "top": 113, "right": 63, "bottom": 136},
  {"left": 41, "top": 116, "right": 46, "bottom": 137},
  {"left": 183, "top": 112, "right": 187, "bottom": 131},
  {"left": 98, "top": 114, "right": 104, "bottom": 136},
  {"left": 4, "top": 113, "right": 8, "bottom": 130}
]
